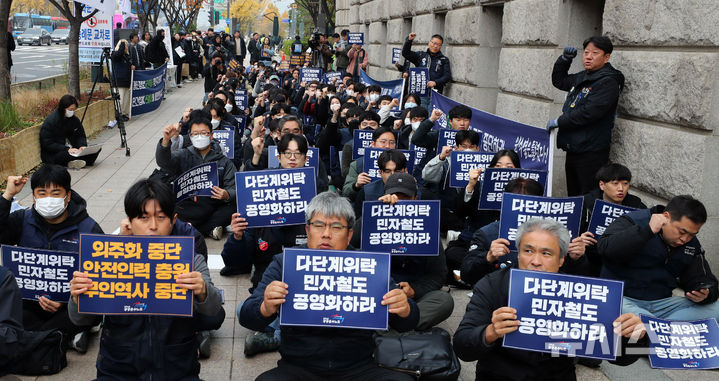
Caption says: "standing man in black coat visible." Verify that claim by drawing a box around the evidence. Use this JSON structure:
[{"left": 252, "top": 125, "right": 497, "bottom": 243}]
[
  {"left": 548, "top": 36, "right": 625, "bottom": 196},
  {"left": 6, "top": 30, "right": 15, "bottom": 82},
  {"left": 146, "top": 27, "right": 169, "bottom": 69},
  {"left": 248, "top": 33, "right": 260, "bottom": 64}
]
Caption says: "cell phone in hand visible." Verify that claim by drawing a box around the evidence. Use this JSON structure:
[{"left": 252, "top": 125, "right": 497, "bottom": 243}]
[{"left": 694, "top": 283, "right": 714, "bottom": 291}]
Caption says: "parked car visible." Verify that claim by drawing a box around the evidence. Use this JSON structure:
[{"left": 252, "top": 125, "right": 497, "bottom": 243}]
[
  {"left": 17, "top": 27, "right": 51, "bottom": 46},
  {"left": 51, "top": 28, "right": 69, "bottom": 44}
]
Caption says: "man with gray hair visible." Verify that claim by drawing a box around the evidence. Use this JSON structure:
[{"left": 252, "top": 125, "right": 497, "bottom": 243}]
[
  {"left": 454, "top": 218, "right": 647, "bottom": 380},
  {"left": 240, "top": 191, "right": 419, "bottom": 380}
]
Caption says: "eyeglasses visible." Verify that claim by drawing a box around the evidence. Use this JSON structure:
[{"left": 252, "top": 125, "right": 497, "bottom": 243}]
[
  {"left": 307, "top": 220, "right": 350, "bottom": 234},
  {"left": 281, "top": 151, "right": 305, "bottom": 158},
  {"left": 376, "top": 139, "right": 396, "bottom": 146},
  {"left": 189, "top": 131, "right": 211, "bottom": 137}
]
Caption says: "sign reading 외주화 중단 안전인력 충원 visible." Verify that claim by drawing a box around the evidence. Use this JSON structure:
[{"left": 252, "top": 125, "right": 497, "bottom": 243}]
[
  {"left": 504, "top": 269, "right": 624, "bottom": 361},
  {"left": 77, "top": 234, "right": 195, "bottom": 316},
  {"left": 479, "top": 168, "right": 549, "bottom": 210},
  {"left": 498, "top": 193, "right": 583, "bottom": 251},
  {"left": 642, "top": 315, "right": 719, "bottom": 369},
  {"left": 362, "top": 148, "right": 416, "bottom": 181},
  {"left": 360, "top": 200, "right": 441, "bottom": 256},
  {"left": 430, "top": 91, "right": 554, "bottom": 193},
  {"left": 130, "top": 64, "right": 167, "bottom": 117},
  {"left": 448, "top": 151, "right": 495, "bottom": 189},
  {"left": 172, "top": 162, "right": 219, "bottom": 203},
  {"left": 1, "top": 246, "right": 77, "bottom": 302},
  {"left": 280, "top": 248, "right": 390, "bottom": 330},
  {"left": 235, "top": 167, "right": 317, "bottom": 228},
  {"left": 586, "top": 200, "right": 637, "bottom": 237}
]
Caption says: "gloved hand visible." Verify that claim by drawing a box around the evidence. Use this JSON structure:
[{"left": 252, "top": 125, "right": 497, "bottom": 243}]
[
  {"left": 546, "top": 119, "right": 559, "bottom": 131},
  {"left": 562, "top": 46, "right": 577, "bottom": 61}
]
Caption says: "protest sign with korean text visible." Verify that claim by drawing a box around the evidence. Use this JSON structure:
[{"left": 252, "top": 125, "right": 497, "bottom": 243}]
[
  {"left": 642, "top": 315, "right": 719, "bottom": 369},
  {"left": 409, "top": 143, "right": 426, "bottom": 167},
  {"left": 352, "top": 129, "right": 374, "bottom": 159},
  {"left": 268, "top": 146, "right": 319, "bottom": 174},
  {"left": 235, "top": 167, "right": 316, "bottom": 228},
  {"left": 348, "top": 33, "right": 364, "bottom": 45},
  {"left": 235, "top": 88, "right": 248, "bottom": 111},
  {"left": 449, "top": 151, "right": 495, "bottom": 188},
  {"left": 360, "top": 200, "right": 440, "bottom": 256},
  {"left": 499, "top": 194, "right": 583, "bottom": 251},
  {"left": 362, "top": 148, "right": 416, "bottom": 180},
  {"left": 235, "top": 115, "right": 247, "bottom": 131},
  {"left": 586, "top": 200, "right": 637, "bottom": 237},
  {"left": 1, "top": 246, "right": 77, "bottom": 302},
  {"left": 436, "top": 128, "right": 461, "bottom": 154},
  {"left": 323, "top": 71, "right": 342, "bottom": 85},
  {"left": 504, "top": 269, "right": 624, "bottom": 360},
  {"left": 78, "top": 5, "right": 113, "bottom": 63},
  {"left": 281, "top": 248, "right": 390, "bottom": 330},
  {"left": 300, "top": 68, "right": 323, "bottom": 83},
  {"left": 359, "top": 70, "right": 405, "bottom": 115},
  {"left": 130, "top": 64, "right": 166, "bottom": 117},
  {"left": 212, "top": 127, "right": 235, "bottom": 159},
  {"left": 430, "top": 91, "right": 553, "bottom": 193},
  {"left": 77, "top": 234, "right": 194, "bottom": 316},
  {"left": 479, "top": 168, "right": 549, "bottom": 210},
  {"left": 392, "top": 48, "right": 402, "bottom": 64},
  {"left": 409, "top": 68, "right": 429, "bottom": 97},
  {"left": 173, "top": 162, "right": 219, "bottom": 203}
]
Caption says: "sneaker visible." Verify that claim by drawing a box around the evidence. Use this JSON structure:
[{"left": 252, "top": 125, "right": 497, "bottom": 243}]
[
  {"left": 177, "top": 83, "right": 183, "bottom": 88},
  {"left": 211, "top": 226, "right": 224, "bottom": 240},
  {"left": 198, "top": 330, "right": 212, "bottom": 359},
  {"left": 220, "top": 265, "right": 247, "bottom": 276},
  {"left": 67, "top": 160, "right": 86, "bottom": 169},
  {"left": 244, "top": 331, "right": 279, "bottom": 357},
  {"left": 71, "top": 331, "right": 88, "bottom": 354}
]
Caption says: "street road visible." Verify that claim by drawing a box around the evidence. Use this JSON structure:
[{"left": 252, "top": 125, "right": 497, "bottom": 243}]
[{"left": 10, "top": 43, "right": 69, "bottom": 83}]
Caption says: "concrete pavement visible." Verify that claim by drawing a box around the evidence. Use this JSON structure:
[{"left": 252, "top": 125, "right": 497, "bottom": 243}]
[{"left": 3, "top": 80, "right": 719, "bottom": 381}]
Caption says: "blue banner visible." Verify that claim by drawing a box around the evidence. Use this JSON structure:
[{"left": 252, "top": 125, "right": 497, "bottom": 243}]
[
  {"left": 409, "top": 68, "right": 429, "bottom": 97},
  {"left": 300, "top": 68, "right": 323, "bottom": 83},
  {"left": 359, "top": 70, "right": 405, "bottom": 114},
  {"left": 449, "top": 151, "right": 495, "bottom": 188},
  {"left": 479, "top": 168, "right": 549, "bottom": 210},
  {"left": 436, "top": 128, "right": 462, "bottom": 153},
  {"left": 77, "top": 234, "right": 195, "bottom": 316},
  {"left": 499, "top": 194, "right": 583, "bottom": 251},
  {"left": 362, "top": 148, "right": 416, "bottom": 180},
  {"left": 348, "top": 32, "right": 364, "bottom": 45},
  {"left": 504, "top": 269, "right": 624, "bottom": 361},
  {"left": 213, "top": 127, "right": 235, "bottom": 159},
  {"left": 642, "top": 315, "right": 719, "bottom": 369},
  {"left": 1, "top": 246, "right": 77, "bottom": 302},
  {"left": 130, "top": 64, "right": 166, "bottom": 117},
  {"left": 392, "top": 48, "right": 402, "bottom": 64},
  {"left": 430, "top": 91, "right": 553, "bottom": 184},
  {"left": 323, "top": 71, "right": 342, "bottom": 85},
  {"left": 268, "top": 146, "right": 319, "bottom": 174},
  {"left": 235, "top": 88, "right": 248, "bottom": 111},
  {"left": 235, "top": 167, "right": 317, "bottom": 228},
  {"left": 173, "top": 162, "right": 219, "bottom": 203},
  {"left": 586, "top": 200, "right": 637, "bottom": 237},
  {"left": 409, "top": 143, "right": 427, "bottom": 167},
  {"left": 360, "top": 201, "right": 441, "bottom": 256},
  {"left": 352, "top": 129, "right": 374, "bottom": 160},
  {"left": 280, "top": 248, "right": 390, "bottom": 330}
]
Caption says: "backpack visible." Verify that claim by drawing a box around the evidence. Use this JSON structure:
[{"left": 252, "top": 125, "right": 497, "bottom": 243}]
[{"left": 10, "top": 329, "right": 67, "bottom": 375}]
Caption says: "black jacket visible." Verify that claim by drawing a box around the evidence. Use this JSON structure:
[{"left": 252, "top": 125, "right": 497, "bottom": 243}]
[
  {"left": 111, "top": 42, "right": 132, "bottom": 88},
  {"left": 240, "top": 250, "right": 419, "bottom": 374},
  {"left": 7, "top": 32, "right": 15, "bottom": 67},
  {"left": 580, "top": 189, "right": 646, "bottom": 233},
  {"left": 0, "top": 266, "right": 22, "bottom": 375},
  {"left": 39, "top": 109, "right": 88, "bottom": 163},
  {"left": 146, "top": 34, "right": 169, "bottom": 66},
  {"left": 597, "top": 206, "right": 718, "bottom": 303},
  {"left": 248, "top": 38, "right": 260, "bottom": 62},
  {"left": 401, "top": 38, "right": 452, "bottom": 93},
  {"left": 552, "top": 58, "right": 624, "bottom": 153},
  {"left": 454, "top": 266, "right": 644, "bottom": 381}
]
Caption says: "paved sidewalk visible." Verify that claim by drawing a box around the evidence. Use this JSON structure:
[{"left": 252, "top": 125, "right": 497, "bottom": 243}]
[{"left": 3, "top": 80, "right": 719, "bottom": 381}]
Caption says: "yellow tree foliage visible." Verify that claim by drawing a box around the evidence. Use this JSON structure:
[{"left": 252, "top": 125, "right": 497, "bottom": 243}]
[
  {"left": 11, "top": 0, "right": 57, "bottom": 15},
  {"left": 230, "top": 0, "right": 266, "bottom": 34},
  {"left": 256, "top": 2, "right": 278, "bottom": 36}
]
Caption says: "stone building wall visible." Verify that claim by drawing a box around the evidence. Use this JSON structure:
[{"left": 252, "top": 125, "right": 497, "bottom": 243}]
[{"left": 336, "top": 0, "right": 719, "bottom": 267}]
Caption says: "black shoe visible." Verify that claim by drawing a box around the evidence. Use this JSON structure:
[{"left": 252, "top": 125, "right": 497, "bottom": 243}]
[
  {"left": 71, "top": 331, "right": 88, "bottom": 354},
  {"left": 244, "top": 332, "right": 279, "bottom": 357},
  {"left": 220, "top": 265, "right": 246, "bottom": 276},
  {"left": 578, "top": 357, "right": 602, "bottom": 368},
  {"left": 120, "top": 115, "right": 130, "bottom": 122},
  {"left": 198, "top": 331, "right": 211, "bottom": 359}
]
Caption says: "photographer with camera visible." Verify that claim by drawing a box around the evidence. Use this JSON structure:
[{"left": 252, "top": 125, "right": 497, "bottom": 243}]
[{"left": 308, "top": 32, "right": 333, "bottom": 71}]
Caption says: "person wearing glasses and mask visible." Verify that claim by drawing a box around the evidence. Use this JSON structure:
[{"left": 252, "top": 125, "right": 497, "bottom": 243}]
[
  {"left": 155, "top": 117, "right": 237, "bottom": 240},
  {"left": 240, "top": 191, "right": 419, "bottom": 380}
]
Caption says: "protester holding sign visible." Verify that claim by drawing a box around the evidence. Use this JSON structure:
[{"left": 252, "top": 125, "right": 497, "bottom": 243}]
[
  {"left": 156, "top": 118, "right": 237, "bottom": 240},
  {"left": 0, "top": 165, "right": 104, "bottom": 353},
  {"left": 342, "top": 126, "right": 397, "bottom": 201},
  {"left": 240, "top": 191, "right": 418, "bottom": 380},
  {"left": 597, "top": 195, "right": 719, "bottom": 321},
  {"left": 548, "top": 36, "right": 625, "bottom": 196},
  {"left": 402, "top": 33, "right": 452, "bottom": 96},
  {"left": 454, "top": 218, "right": 647, "bottom": 380},
  {"left": 347, "top": 43, "right": 368, "bottom": 82},
  {"left": 353, "top": 150, "right": 408, "bottom": 217},
  {"left": 68, "top": 179, "right": 222, "bottom": 378},
  {"left": 0, "top": 263, "right": 23, "bottom": 373}
]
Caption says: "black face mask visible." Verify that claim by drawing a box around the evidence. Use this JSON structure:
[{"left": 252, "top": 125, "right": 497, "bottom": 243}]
[{"left": 348, "top": 120, "right": 360, "bottom": 131}]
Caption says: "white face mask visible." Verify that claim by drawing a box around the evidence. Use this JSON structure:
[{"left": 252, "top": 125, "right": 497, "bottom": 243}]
[
  {"left": 330, "top": 103, "right": 341, "bottom": 112},
  {"left": 211, "top": 119, "right": 221, "bottom": 129},
  {"left": 191, "top": 135, "right": 211, "bottom": 150},
  {"left": 65, "top": 109, "right": 74, "bottom": 118},
  {"left": 346, "top": 90, "right": 354, "bottom": 96},
  {"left": 224, "top": 103, "right": 233, "bottom": 112},
  {"left": 35, "top": 196, "right": 67, "bottom": 219},
  {"left": 404, "top": 117, "right": 411, "bottom": 126},
  {"left": 369, "top": 93, "right": 380, "bottom": 102},
  {"left": 328, "top": 93, "right": 335, "bottom": 98},
  {"left": 404, "top": 102, "right": 417, "bottom": 109},
  {"left": 411, "top": 121, "right": 421, "bottom": 131}
]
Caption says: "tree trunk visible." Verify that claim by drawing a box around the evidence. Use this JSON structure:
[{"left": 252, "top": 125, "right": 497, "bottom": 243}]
[
  {"left": 0, "top": 0, "right": 13, "bottom": 101},
  {"left": 67, "top": 19, "right": 82, "bottom": 98}
]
